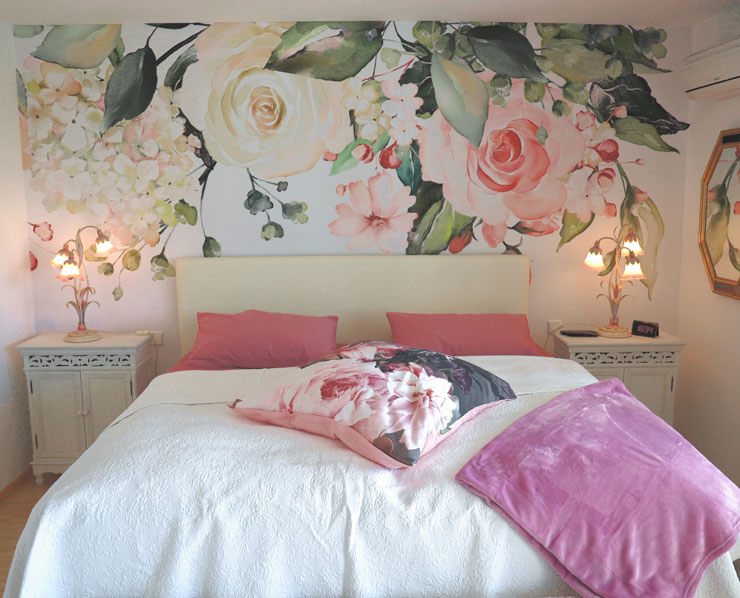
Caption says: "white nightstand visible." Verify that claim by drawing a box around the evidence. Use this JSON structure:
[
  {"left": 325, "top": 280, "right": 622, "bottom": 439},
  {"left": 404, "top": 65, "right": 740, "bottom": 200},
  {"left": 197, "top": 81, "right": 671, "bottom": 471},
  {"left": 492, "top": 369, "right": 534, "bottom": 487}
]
[
  {"left": 553, "top": 331, "right": 685, "bottom": 424},
  {"left": 17, "top": 332, "right": 156, "bottom": 484}
]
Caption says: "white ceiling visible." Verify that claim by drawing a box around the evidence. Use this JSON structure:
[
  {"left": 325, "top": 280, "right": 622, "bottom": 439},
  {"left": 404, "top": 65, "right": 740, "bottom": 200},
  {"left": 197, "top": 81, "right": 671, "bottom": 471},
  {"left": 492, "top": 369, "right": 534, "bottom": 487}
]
[{"left": 0, "top": 0, "right": 734, "bottom": 25}]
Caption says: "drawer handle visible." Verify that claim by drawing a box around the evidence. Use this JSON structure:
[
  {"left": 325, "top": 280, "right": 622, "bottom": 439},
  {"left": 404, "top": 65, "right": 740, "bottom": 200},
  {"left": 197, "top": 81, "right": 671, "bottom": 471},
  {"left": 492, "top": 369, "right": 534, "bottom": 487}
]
[{"left": 76, "top": 410, "right": 89, "bottom": 416}]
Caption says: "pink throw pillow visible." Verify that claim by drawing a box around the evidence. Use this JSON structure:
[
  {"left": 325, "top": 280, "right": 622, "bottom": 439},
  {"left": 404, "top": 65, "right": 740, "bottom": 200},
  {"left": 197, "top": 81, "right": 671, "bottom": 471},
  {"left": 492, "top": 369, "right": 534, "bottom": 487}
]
[
  {"left": 230, "top": 342, "right": 516, "bottom": 468},
  {"left": 177, "top": 310, "right": 338, "bottom": 371},
  {"left": 386, "top": 312, "right": 550, "bottom": 357}
]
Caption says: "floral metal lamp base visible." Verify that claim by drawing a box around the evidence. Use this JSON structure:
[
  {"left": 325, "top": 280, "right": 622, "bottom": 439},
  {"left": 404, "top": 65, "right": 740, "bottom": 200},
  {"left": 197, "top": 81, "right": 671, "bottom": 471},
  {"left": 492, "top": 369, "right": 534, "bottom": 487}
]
[
  {"left": 598, "top": 324, "right": 631, "bottom": 338},
  {"left": 64, "top": 328, "right": 101, "bottom": 343}
]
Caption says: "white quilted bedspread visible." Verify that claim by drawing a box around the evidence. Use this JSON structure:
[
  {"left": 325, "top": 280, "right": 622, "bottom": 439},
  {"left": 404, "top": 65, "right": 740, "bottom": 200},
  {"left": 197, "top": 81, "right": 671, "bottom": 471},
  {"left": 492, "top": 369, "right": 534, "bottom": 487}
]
[{"left": 6, "top": 356, "right": 740, "bottom": 598}]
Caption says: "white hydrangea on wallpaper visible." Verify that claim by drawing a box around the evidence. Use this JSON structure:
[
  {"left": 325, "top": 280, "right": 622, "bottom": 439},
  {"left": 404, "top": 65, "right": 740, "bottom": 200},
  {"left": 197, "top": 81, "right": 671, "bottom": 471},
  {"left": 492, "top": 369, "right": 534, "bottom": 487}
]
[{"left": 15, "top": 22, "right": 689, "bottom": 301}]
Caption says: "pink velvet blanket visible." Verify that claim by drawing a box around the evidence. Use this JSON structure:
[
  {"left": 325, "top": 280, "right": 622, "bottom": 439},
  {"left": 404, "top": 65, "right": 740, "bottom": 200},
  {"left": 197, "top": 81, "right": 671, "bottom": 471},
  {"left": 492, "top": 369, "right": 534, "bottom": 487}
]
[{"left": 456, "top": 378, "right": 740, "bottom": 598}]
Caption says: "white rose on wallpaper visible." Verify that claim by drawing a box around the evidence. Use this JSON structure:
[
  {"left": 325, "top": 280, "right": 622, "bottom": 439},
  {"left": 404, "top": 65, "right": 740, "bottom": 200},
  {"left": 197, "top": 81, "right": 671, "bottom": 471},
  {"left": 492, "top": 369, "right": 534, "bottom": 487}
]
[{"left": 177, "top": 23, "right": 352, "bottom": 179}]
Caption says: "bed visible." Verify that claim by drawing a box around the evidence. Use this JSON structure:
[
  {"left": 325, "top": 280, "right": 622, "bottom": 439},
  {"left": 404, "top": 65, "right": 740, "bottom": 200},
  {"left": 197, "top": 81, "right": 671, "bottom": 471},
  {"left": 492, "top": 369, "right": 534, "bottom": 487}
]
[{"left": 6, "top": 255, "right": 740, "bottom": 598}]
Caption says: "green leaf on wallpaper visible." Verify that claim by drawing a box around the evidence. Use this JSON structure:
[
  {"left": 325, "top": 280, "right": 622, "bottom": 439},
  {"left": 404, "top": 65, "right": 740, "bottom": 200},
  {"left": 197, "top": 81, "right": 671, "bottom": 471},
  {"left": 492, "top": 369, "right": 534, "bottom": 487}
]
[
  {"left": 552, "top": 99, "right": 570, "bottom": 117},
  {"left": 620, "top": 185, "right": 665, "bottom": 299},
  {"left": 380, "top": 47, "right": 402, "bottom": 69},
  {"left": 97, "top": 262, "right": 114, "bottom": 276},
  {"left": 467, "top": 25, "right": 546, "bottom": 82},
  {"left": 32, "top": 25, "right": 122, "bottom": 69},
  {"left": 101, "top": 46, "right": 157, "bottom": 132},
  {"left": 266, "top": 22, "right": 385, "bottom": 81},
  {"left": 562, "top": 82, "right": 589, "bottom": 105},
  {"left": 728, "top": 239, "right": 740, "bottom": 273},
  {"left": 16, "top": 70, "right": 27, "bottom": 112},
  {"left": 613, "top": 117, "right": 678, "bottom": 153},
  {"left": 174, "top": 199, "right": 198, "bottom": 225},
  {"left": 261, "top": 222, "right": 284, "bottom": 241},
  {"left": 282, "top": 201, "right": 309, "bottom": 224},
  {"left": 590, "top": 75, "right": 689, "bottom": 135},
  {"left": 396, "top": 141, "right": 422, "bottom": 195},
  {"left": 164, "top": 45, "right": 198, "bottom": 91},
  {"left": 704, "top": 184, "right": 730, "bottom": 265},
  {"left": 244, "top": 190, "right": 273, "bottom": 214},
  {"left": 122, "top": 248, "right": 141, "bottom": 271},
  {"left": 412, "top": 21, "right": 446, "bottom": 48},
  {"left": 112, "top": 286, "right": 123, "bottom": 301},
  {"left": 541, "top": 41, "right": 612, "bottom": 83},
  {"left": 150, "top": 253, "right": 176, "bottom": 277},
  {"left": 202, "top": 236, "right": 222, "bottom": 257},
  {"left": 433, "top": 33, "right": 456, "bottom": 60},
  {"left": 108, "top": 37, "right": 125, "bottom": 67},
  {"left": 407, "top": 183, "right": 474, "bottom": 254},
  {"left": 557, "top": 210, "right": 594, "bottom": 251},
  {"left": 13, "top": 25, "right": 44, "bottom": 38},
  {"left": 431, "top": 54, "right": 488, "bottom": 148},
  {"left": 524, "top": 80, "right": 545, "bottom": 103}
]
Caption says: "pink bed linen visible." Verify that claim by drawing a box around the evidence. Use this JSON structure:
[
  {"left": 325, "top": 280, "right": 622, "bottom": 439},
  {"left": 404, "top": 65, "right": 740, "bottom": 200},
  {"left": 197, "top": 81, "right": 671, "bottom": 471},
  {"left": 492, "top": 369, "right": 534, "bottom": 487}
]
[{"left": 456, "top": 378, "right": 740, "bottom": 598}]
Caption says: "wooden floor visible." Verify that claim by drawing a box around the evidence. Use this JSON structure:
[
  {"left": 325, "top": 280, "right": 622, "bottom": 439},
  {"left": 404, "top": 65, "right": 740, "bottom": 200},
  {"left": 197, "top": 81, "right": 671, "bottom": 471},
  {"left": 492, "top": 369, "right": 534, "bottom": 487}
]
[{"left": 0, "top": 470, "right": 58, "bottom": 595}]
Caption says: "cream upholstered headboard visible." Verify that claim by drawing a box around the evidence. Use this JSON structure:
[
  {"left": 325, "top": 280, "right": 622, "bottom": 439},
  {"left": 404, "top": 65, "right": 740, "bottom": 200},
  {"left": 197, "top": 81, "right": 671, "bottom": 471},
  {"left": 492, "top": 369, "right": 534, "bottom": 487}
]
[{"left": 175, "top": 254, "right": 530, "bottom": 357}]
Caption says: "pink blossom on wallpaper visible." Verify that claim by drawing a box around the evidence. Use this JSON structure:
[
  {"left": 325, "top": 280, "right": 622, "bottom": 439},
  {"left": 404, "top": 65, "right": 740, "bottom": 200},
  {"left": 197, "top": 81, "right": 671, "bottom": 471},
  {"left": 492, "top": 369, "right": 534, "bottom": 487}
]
[
  {"left": 28, "top": 221, "right": 53, "bottom": 242},
  {"left": 417, "top": 89, "right": 586, "bottom": 248},
  {"left": 383, "top": 364, "right": 456, "bottom": 451},
  {"left": 329, "top": 172, "right": 417, "bottom": 252},
  {"left": 29, "top": 251, "right": 38, "bottom": 271}
]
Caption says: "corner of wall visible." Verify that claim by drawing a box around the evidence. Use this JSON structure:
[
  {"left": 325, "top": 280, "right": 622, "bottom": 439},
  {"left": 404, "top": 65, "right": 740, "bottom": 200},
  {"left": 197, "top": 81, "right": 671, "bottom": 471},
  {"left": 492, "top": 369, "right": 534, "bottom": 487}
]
[{"left": 0, "top": 19, "right": 36, "bottom": 489}]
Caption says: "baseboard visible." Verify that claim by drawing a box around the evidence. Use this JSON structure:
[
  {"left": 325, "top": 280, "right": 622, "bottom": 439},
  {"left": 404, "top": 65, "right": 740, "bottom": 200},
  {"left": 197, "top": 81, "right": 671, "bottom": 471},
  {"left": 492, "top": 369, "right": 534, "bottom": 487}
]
[{"left": 0, "top": 467, "right": 32, "bottom": 502}]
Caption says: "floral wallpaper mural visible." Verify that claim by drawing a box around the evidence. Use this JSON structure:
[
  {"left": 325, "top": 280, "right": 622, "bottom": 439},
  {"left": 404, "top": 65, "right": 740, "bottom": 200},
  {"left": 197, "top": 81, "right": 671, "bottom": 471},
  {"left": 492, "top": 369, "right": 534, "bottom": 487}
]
[{"left": 15, "top": 22, "right": 687, "bottom": 300}]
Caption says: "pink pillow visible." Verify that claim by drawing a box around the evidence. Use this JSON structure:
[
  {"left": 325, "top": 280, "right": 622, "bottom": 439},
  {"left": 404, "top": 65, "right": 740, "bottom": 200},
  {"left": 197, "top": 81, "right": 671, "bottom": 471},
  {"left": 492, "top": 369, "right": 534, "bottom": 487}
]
[
  {"left": 176, "top": 310, "right": 338, "bottom": 371},
  {"left": 386, "top": 312, "right": 550, "bottom": 357},
  {"left": 230, "top": 342, "right": 516, "bottom": 468}
]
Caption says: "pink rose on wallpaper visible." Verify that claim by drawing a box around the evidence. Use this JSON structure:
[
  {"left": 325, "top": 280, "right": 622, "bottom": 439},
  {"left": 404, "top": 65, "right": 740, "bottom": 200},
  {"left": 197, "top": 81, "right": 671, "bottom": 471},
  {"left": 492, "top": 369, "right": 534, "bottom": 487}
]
[
  {"left": 383, "top": 364, "right": 456, "bottom": 451},
  {"left": 329, "top": 172, "right": 417, "bottom": 252},
  {"left": 418, "top": 92, "right": 586, "bottom": 248}
]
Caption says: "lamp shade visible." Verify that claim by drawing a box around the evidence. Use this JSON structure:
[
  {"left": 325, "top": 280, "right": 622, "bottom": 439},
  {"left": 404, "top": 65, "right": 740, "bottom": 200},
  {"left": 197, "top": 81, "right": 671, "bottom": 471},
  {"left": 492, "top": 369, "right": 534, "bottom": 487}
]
[
  {"left": 622, "top": 258, "right": 645, "bottom": 280},
  {"left": 59, "top": 259, "right": 81, "bottom": 278},
  {"left": 583, "top": 247, "right": 605, "bottom": 271},
  {"left": 622, "top": 232, "right": 644, "bottom": 256},
  {"left": 50, "top": 249, "right": 70, "bottom": 268}
]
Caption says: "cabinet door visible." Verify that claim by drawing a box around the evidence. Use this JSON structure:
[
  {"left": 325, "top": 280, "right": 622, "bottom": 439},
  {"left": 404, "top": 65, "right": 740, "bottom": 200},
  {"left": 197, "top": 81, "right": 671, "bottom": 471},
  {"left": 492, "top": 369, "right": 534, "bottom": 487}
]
[
  {"left": 81, "top": 371, "right": 132, "bottom": 445},
  {"left": 623, "top": 367, "right": 674, "bottom": 424},
  {"left": 28, "top": 372, "right": 86, "bottom": 459}
]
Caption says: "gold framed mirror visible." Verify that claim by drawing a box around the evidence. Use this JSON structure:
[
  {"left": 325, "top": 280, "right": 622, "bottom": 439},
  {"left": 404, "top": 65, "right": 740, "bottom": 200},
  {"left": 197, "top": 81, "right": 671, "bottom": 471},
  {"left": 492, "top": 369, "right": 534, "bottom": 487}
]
[{"left": 699, "top": 128, "right": 740, "bottom": 299}]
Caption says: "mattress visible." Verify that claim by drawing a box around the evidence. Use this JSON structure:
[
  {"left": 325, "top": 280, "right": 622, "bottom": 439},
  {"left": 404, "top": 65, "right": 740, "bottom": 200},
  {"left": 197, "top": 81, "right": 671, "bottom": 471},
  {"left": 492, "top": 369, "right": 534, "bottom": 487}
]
[{"left": 6, "top": 356, "right": 740, "bottom": 597}]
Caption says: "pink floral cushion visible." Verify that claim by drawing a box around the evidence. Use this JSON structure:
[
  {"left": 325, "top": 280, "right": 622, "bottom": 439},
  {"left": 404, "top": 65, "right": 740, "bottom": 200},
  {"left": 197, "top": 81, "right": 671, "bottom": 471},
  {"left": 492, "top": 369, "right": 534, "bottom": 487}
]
[
  {"left": 386, "top": 312, "right": 550, "bottom": 356},
  {"left": 230, "top": 342, "right": 516, "bottom": 468},
  {"left": 176, "top": 310, "right": 338, "bottom": 371}
]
